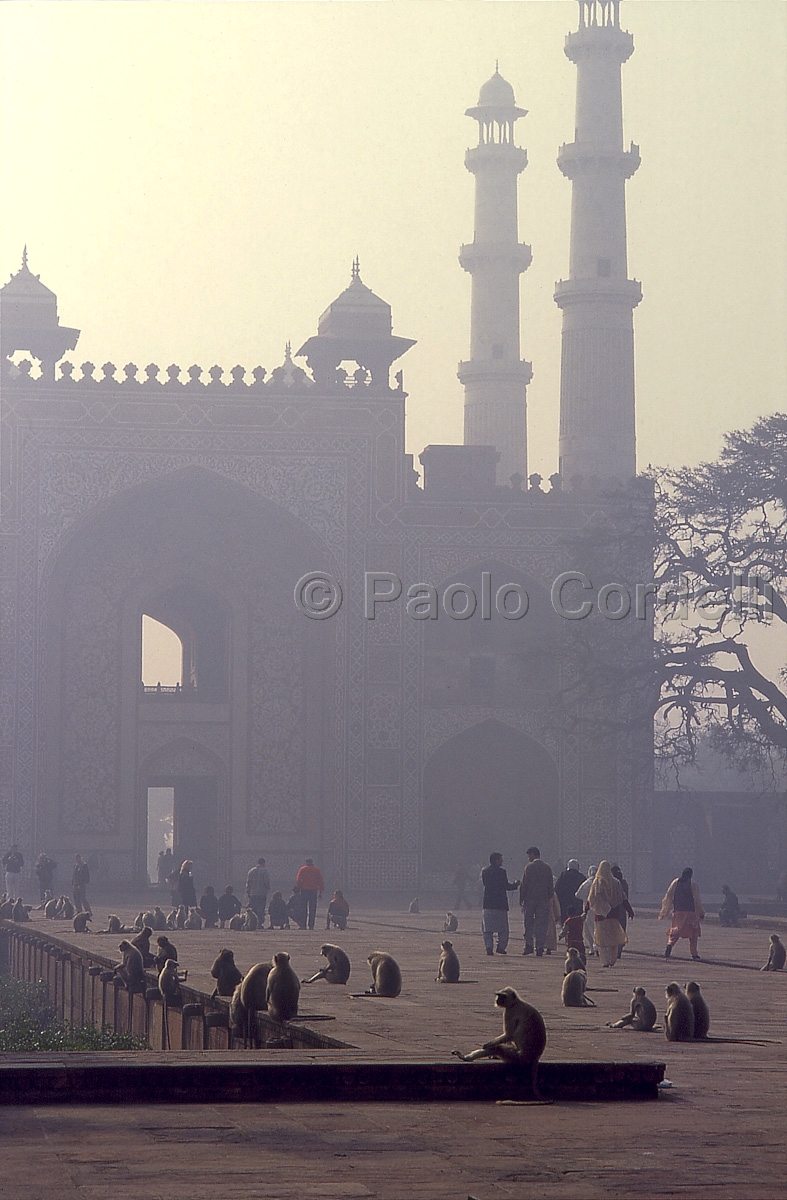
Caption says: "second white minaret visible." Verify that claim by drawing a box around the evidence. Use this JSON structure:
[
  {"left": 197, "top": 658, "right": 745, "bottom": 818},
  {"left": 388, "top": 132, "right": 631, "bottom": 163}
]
[
  {"left": 458, "top": 69, "right": 532, "bottom": 485},
  {"left": 555, "top": 0, "right": 641, "bottom": 485}
]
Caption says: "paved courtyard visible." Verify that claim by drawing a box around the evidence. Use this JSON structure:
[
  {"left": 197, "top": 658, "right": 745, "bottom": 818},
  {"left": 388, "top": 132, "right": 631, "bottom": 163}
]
[{"left": 2, "top": 901, "right": 785, "bottom": 1199}]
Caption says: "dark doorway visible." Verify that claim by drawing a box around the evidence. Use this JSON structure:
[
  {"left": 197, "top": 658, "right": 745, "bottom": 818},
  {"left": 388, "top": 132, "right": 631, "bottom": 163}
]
[
  {"left": 422, "top": 719, "right": 559, "bottom": 873},
  {"left": 148, "top": 775, "right": 219, "bottom": 888}
]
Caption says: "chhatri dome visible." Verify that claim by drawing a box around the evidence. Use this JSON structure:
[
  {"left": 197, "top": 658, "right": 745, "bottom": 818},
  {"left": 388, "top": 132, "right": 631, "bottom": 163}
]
[
  {"left": 316, "top": 257, "right": 392, "bottom": 341},
  {"left": 466, "top": 66, "right": 527, "bottom": 121}
]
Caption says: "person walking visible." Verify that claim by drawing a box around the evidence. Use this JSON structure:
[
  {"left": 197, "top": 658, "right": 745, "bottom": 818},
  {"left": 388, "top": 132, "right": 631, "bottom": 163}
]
[
  {"left": 574, "top": 864, "right": 598, "bottom": 957},
  {"left": 245, "top": 857, "right": 271, "bottom": 923},
  {"left": 554, "top": 858, "right": 586, "bottom": 921},
  {"left": 585, "top": 861, "right": 627, "bottom": 967},
  {"left": 519, "top": 846, "right": 554, "bottom": 957},
  {"left": 3, "top": 844, "right": 24, "bottom": 900},
  {"left": 610, "top": 863, "right": 635, "bottom": 958},
  {"left": 34, "top": 852, "right": 56, "bottom": 902},
  {"left": 295, "top": 858, "right": 324, "bottom": 930},
  {"left": 71, "top": 854, "right": 92, "bottom": 916},
  {"left": 659, "top": 866, "right": 705, "bottom": 961},
  {"left": 480, "top": 852, "right": 520, "bottom": 955},
  {"left": 177, "top": 859, "right": 197, "bottom": 909}
]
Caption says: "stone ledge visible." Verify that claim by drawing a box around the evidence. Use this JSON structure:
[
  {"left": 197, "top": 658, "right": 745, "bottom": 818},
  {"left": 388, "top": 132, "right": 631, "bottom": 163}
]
[{"left": 0, "top": 1055, "right": 664, "bottom": 1105}]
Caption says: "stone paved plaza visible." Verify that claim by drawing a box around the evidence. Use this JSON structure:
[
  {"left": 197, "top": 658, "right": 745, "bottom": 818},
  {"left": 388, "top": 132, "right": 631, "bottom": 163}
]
[{"left": 2, "top": 901, "right": 785, "bottom": 1199}]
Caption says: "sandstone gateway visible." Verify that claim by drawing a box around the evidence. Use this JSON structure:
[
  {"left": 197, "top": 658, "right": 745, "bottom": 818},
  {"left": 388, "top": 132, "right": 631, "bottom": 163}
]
[{"left": 0, "top": 0, "right": 655, "bottom": 894}]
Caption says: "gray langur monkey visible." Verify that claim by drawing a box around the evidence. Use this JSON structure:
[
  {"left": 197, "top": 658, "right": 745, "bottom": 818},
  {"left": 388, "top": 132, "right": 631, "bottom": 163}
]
[
  {"left": 115, "top": 940, "right": 145, "bottom": 992},
  {"left": 686, "top": 980, "right": 710, "bottom": 1039},
  {"left": 96, "top": 914, "right": 126, "bottom": 934},
  {"left": 266, "top": 952, "right": 300, "bottom": 1023},
  {"left": 150, "top": 906, "right": 167, "bottom": 931},
  {"left": 0, "top": 897, "right": 14, "bottom": 920},
  {"left": 141, "top": 909, "right": 156, "bottom": 928},
  {"left": 229, "top": 913, "right": 244, "bottom": 932},
  {"left": 664, "top": 982, "right": 695, "bottom": 1041},
  {"left": 210, "top": 948, "right": 243, "bottom": 997},
  {"left": 57, "top": 895, "right": 75, "bottom": 920},
  {"left": 453, "top": 987, "right": 547, "bottom": 1099},
  {"left": 608, "top": 987, "right": 657, "bottom": 1031},
  {"left": 153, "top": 936, "right": 178, "bottom": 974},
  {"left": 302, "top": 944, "right": 351, "bottom": 985},
  {"left": 367, "top": 951, "right": 402, "bottom": 997},
  {"left": 230, "top": 961, "right": 271, "bottom": 1047},
  {"left": 132, "top": 911, "right": 145, "bottom": 931},
  {"left": 12, "top": 898, "right": 30, "bottom": 922},
  {"left": 158, "top": 958, "right": 184, "bottom": 1050},
  {"left": 73, "top": 911, "right": 91, "bottom": 933},
  {"left": 44, "top": 897, "right": 59, "bottom": 920},
  {"left": 184, "top": 907, "right": 202, "bottom": 930},
  {"left": 562, "top": 969, "right": 595, "bottom": 1007},
  {"left": 408, "top": 898, "right": 420, "bottom": 914},
  {"left": 761, "top": 934, "right": 786, "bottom": 971},
  {"left": 166, "top": 907, "right": 179, "bottom": 930},
  {"left": 437, "top": 940, "right": 461, "bottom": 983},
  {"left": 130, "top": 926, "right": 155, "bottom": 967},
  {"left": 443, "top": 912, "right": 458, "bottom": 933},
  {"left": 564, "top": 947, "right": 585, "bottom": 975},
  {"left": 243, "top": 907, "right": 259, "bottom": 932},
  {"left": 175, "top": 905, "right": 188, "bottom": 930}
]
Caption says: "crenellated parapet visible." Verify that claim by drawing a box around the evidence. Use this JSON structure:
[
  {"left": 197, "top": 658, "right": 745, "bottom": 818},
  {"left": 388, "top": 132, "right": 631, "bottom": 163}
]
[{"left": 4, "top": 355, "right": 405, "bottom": 396}]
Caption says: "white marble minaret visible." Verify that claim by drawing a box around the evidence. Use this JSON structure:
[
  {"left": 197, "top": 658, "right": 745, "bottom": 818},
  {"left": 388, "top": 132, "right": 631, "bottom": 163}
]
[
  {"left": 458, "top": 69, "right": 532, "bottom": 485},
  {"left": 555, "top": 0, "right": 641, "bottom": 484}
]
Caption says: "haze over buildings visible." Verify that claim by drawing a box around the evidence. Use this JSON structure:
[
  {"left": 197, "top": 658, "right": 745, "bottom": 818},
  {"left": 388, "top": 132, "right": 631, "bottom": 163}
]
[{"left": 0, "top": 0, "right": 784, "bottom": 479}]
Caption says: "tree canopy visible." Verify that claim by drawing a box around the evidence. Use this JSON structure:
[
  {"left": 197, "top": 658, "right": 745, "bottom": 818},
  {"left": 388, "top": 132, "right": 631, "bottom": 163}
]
[{"left": 651, "top": 412, "right": 787, "bottom": 771}]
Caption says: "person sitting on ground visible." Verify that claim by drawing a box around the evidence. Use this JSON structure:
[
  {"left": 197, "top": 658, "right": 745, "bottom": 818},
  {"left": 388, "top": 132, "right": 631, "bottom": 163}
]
[
  {"left": 718, "top": 883, "right": 746, "bottom": 927},
  {"left": 286, "top": 886, "right": 308, "bottom": 930},
  {"left": 198, "top": 885, "right": 219, "bottom": 929},
  {"left": 217, "top": 885, "right": 242, "bottom": 929},
  {"left": 326, "top": 889, "right": 350, "bottom": 930},
  {"left": 268, "top": 890, "right": 289, "bottom": 929}
]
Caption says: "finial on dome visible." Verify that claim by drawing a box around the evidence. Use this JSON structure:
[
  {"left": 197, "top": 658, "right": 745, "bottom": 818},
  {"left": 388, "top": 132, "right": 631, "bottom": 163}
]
[
  {"left": 284, "top": 340, "right": 292, "bottom": 363},
  {"left": 352, "top": 256, "right": 361, "bottom": 282},
  {"left": 495, "top": 59, "right": 499, "bottom": 73},
  {"left": 21, "top": 245, "right": 28, "bottom": 270}
]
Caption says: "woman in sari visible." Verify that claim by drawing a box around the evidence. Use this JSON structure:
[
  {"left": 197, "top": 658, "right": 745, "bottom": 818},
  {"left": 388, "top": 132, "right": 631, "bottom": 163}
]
[
  {"left": 585, "top": 861, "right": 627, "bottom": 967},
  {"left": 659, "top": 866, "right": 704, "bottom": 961}
]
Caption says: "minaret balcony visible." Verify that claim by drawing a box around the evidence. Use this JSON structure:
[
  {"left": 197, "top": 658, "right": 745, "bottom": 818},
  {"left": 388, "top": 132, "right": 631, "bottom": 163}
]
[
  {"left": 557, "top": 141, "right": 640, "bottom": 180},
  {"left": 553, "top": 277, "right": 642, "bottom": 310},
  {"left": 457, "top": 358, "right": 533, "bottom": 386},
  {"left": 464, "top": 143, "right": 528, "bottom": 174},
  {"left": 459, "top": 242, "right": 532, "bottom": 275},
  {"left": 564, "top": 25, "right": 634, "bottom": 65}
]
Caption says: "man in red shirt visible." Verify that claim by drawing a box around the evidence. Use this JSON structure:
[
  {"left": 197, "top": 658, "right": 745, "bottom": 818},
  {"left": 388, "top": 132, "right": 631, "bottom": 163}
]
[{"left": 295, "top": 858, "right": 325, "bottom": 930}]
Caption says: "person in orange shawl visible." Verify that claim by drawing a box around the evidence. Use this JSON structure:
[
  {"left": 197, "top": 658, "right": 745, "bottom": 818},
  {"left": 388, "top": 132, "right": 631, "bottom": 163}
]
[
  {"left": 585, "top": 861, "right": 627, "bottom": 967},
  {"left": 659, "top": 866, "right": 705, "bottom": 961}
]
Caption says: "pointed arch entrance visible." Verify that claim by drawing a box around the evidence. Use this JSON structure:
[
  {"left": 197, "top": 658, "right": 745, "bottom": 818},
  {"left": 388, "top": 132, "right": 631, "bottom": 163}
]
[
  {"left": 422, "top": 719, "right": 560, "bottom": 874},
  {"left": 141, "top": 738, "right": 227, "bottom": 889}
]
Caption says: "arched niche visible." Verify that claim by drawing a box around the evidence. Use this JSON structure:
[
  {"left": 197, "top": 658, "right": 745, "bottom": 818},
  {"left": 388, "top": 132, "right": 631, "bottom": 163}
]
[
  {"left": 38, "top": 465, "right": 338, "bottom": 883},
  {"left": 141, "top": 737, "right": 227, "bottom": 889},
  {"left": 422, "top": 718, "right": 560, "bottom": 874}
]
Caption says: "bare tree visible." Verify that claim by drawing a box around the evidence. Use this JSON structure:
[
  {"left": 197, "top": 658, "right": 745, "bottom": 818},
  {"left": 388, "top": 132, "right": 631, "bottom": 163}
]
[{"left": 651, "top": 413, "right": 787, "bottom": 771}]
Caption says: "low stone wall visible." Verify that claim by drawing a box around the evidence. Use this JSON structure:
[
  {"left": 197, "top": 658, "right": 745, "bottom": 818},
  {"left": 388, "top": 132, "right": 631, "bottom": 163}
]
[{"left": 0, "top": 921, "right": 350, "bottom": 1052}]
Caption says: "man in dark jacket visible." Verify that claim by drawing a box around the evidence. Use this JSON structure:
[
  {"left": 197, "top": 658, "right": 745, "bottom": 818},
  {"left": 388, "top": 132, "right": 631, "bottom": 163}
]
[
  {"left": 71, "top": 854, "right": 92, "bottom": 916},
  {"left": 519, "top": 846, "right": 554, "bottom": 956},
  {"left": 554, "top": 859, "right": 586, "bottom": 920},
  {"left": 480, "top": 852, "right": 520, "bottom": 956}
]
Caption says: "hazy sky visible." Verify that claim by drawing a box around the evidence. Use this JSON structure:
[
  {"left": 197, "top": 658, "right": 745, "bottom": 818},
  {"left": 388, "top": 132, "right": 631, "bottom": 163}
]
[{"left": 1, "top": 0, "right": 785, "bottom": 480}]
